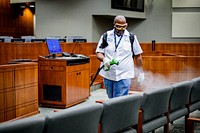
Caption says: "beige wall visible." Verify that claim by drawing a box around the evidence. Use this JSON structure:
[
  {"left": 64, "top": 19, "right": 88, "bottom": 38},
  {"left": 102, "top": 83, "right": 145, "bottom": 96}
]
[{"left": 35, "top": 0, "right": 200, "bottom": 42}]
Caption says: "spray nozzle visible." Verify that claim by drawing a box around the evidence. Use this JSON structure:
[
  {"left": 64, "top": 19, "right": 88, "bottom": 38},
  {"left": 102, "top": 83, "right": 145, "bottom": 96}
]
[{"left": 109, "top": 59, "right": 119, "bottom": 66}]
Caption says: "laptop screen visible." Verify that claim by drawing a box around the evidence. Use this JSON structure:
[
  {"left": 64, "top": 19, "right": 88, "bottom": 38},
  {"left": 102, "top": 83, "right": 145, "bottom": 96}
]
[{"left": 46, "top": 39, "right": 62, "bottom": 54}]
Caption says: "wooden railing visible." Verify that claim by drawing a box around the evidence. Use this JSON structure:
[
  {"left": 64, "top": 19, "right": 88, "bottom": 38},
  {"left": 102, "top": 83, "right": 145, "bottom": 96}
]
[
  {"left": 140, "top": 42, "right": 200, "bottom": 56},
  {"left": 1, "top": 42, "right": 200, "bottom": 90},
  {"left": 0, "top": 42, "right": 98, "bottom": 65}
]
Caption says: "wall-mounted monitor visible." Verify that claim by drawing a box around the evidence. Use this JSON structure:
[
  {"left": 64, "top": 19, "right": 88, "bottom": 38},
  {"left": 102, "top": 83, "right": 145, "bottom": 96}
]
[{"left": 111, "top": 0, "right": 144, "bottom": 12}]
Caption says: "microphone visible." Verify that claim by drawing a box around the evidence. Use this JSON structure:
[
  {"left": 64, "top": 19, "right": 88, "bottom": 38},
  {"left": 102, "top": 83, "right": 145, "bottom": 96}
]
[{"left": 70, "top": 43, "right": 79, "bottom": 57}]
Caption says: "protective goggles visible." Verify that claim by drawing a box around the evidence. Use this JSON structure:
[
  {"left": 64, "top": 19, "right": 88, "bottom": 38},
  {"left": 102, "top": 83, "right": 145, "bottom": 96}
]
[{"left": 114, "top": 23, "right": 127, "bottom": 31}]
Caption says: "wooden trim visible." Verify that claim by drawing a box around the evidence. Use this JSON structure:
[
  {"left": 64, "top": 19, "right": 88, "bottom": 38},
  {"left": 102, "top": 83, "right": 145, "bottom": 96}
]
[
  {"left": 137, "top": 109, "right": 143, "bottom": 133},
  {"left": 186, "top": 117, "right": 200, "bottom": 133}
]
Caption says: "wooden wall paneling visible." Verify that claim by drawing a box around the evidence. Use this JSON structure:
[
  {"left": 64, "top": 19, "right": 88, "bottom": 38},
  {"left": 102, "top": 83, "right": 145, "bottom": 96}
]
[
  {"left": 142, "top": 56, "right": 186, "bottom": 84},
  {"left": 172, "top": 57, "right": 186, "bottom": 82},
  {"left": 142, "top": 55, "right": 200, "bottom": 87},
  {"left": 62, "top": 43, "right": 77, "bottom": 54},
  {"left": 60, "top": 43, "right": 66, "bottom": 53},
  {"left": 11, "top": 43, "right": 17, "bottom": 60},
  {"left": 181, "top": 44, "right": 187, "bottom": 55},
  {"left": 140, "top": 42, "right": 200, "bottom": 56},
  {"left": 173, "top": 43, "right": 181, "bottom": 54},
  {"left": 15, "top": 43, "right": 22, "bottom": 59},
  {"left": 185, "top": 57, "right": 200, "bottom": 79},
  {"left": 192, "top": 44, "right": 200, "bottom": 56},
  {"left": 0, "top": 43, "right": 6, "bottom": 65},
  {"left": 189, "top": 44, "right": 195, "bottom": 56},
  {"left": 32, "top": 43, "right": 40, "bottom": 59},
  {"left": 79, "top": 43, "right": 88, "bottom": 55},
  {"left": 0, "top": 69, "right": 5, "bottom": 122},
  {"left": 4, "top": 43, "right": 12, "bottom": 64},
  {"left": 26, "top": 43, "right": 32, "bottom": 59},
  {"left": 3, "top": 67, "right": 15, "bottom": 121},
  {"left": 38, "top": 43, "right": 48, "bottom": 57},
  {"left": 32, "top": 43, "right": 39, "bottom": 59},
  {"left": 79, "top": 43, "right": 97, "bottom": 56},
  {"left": 140, "top": 43, "right": 152, "bottom": 52},
  {"left": 0, "top": 0, "right": 34, "bottom": 37},
  {"left": 0, "top": 63, "right": 39, "bottom": 123},
  {"left": 152, "top": 42, "right": 162, "bottom": 52},
  {"left": 23, "top": 8, "right": 34, "bottom": 35},
  {"left": 60, "top": 42, "right": 97, "bottom": 56},
  {"left": 15, "top": 65, "right": 38, "bottom": 117}
]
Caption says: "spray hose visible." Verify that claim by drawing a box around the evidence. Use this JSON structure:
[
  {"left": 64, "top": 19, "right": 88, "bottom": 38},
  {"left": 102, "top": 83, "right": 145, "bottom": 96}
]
[{"left": 90, "top": 59, "right": 119, "bottom": 87}]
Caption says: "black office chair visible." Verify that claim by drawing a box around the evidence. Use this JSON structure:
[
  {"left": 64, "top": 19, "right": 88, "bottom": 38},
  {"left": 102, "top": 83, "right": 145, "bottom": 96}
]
[
  {"left": 11, "top": 38, "right": 25, "bottom": 42},
  {"left": 31, "top": 39, "right": 46, "bottom": 42},
  {"left": 58, "top": 39, "right": 66, "bottom": 42},
  {"left": 0, "top": 38, "right": 4, "bottom": 42}
]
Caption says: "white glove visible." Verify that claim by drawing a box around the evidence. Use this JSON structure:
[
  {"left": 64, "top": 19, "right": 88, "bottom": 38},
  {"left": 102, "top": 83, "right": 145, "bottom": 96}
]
[
  {"left": 103, "top": 57, "right": 110, "bottom": 71},
  {"left": 138, "top": 73, "right": 145, "bottom": 84}
]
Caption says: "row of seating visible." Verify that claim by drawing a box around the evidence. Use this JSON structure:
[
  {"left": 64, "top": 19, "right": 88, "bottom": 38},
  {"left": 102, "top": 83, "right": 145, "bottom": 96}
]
[
  {"left": 0, "top": 36, "right": 46, "bottom": 42},
  {"left": 0, "top": 77, "right": 199, "bottom": 133},
  {"left": 0, "top": 36, "right": 86, "bottom": 42},
  {"left": 137, "top": 77, "right": 200, "bottom": 133}
]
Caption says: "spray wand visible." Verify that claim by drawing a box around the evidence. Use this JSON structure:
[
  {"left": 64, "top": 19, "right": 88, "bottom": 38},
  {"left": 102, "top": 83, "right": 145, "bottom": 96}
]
[{"left": 90, "top": 59, "right": 119, "bottom": 87}]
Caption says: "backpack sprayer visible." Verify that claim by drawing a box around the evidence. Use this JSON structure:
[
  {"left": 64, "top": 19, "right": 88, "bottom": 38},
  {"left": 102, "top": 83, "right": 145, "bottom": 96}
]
[{"left": 90, "top": 59, "right": 119, "bottom": 87}]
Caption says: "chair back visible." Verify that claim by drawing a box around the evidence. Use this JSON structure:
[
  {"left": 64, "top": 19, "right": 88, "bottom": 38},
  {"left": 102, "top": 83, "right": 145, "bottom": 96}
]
[
  {"left": 138, "top": 86, "right": 172, "bottom": 133},
  {"left": 141, "top": 86, "right": 172, "bottom": 122},
  {"left": 0, "top": 116, "right": 45, "bottom": 133},
  {"left": 100, "top": 94, "right": 142, "bottom": 133},
  {"left": 169, "top": 80, "right": 193, "bottom": 123},
  {"left": 190, "top": 77, "right": 200, "bottom": 112},
  {"left": 44, "top": 103, "right": 103, "bottom": 133},
  {"left": 170, "top": 81, "right": 193, "bottom": 112}
]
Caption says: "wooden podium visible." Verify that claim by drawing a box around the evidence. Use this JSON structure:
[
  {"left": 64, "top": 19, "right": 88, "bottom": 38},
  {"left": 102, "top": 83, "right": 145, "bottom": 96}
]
[{"left": 38, "top": 56, "right": 90, "bottom": 108}]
